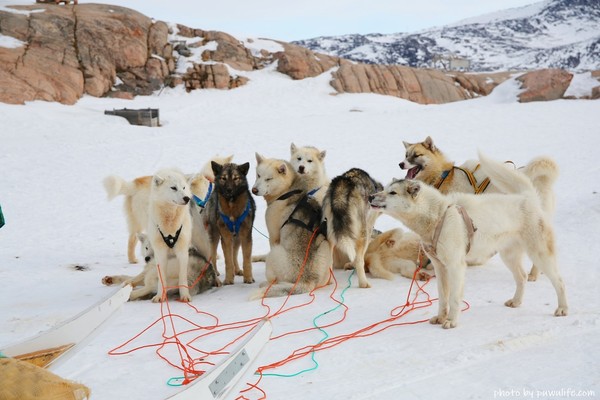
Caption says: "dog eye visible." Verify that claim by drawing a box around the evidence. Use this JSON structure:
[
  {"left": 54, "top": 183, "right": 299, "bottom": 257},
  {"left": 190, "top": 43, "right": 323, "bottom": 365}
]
[
  {"left": 266, "top": 178, "right": 272, "bottom": 182},
  {"left": 389, "top": 191, "right": 397, "bottom": 195},
  {"left": 307, "top": 159, "right": 313, "bottom": 163},
  {"left": 170, "top": 186, "right": 177, "bottom": 191},
  {"left": 415, "top": 154, "right": 423, "bottom": 158},
  {"left": 297, "top": 157, "right": 302, "bottom": 161}
]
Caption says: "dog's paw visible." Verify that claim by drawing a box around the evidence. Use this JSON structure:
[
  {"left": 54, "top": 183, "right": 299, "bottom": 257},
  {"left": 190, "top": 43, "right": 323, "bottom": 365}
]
[
  {"left": 152, "top": 294, "right": 166, "bottom": 303},
  {"left": 429, "top": 316, "right": 446, "bottom": 325},
  {"left": 527, "top": 274, "right": 538, "bottom": 282},
  {"left": 223, "top": 279, "right": 235, "bottom": 285},
  {"left": 102, "top": 276, "right": 114, "bottom": 286},
  {"left": 128, "top": 258, "right": 138, "bottom": 264},
  {"left": 442, "top": 320, "right": 457, "bottom": 329},
  {"left": 343, "top": 262, "right": 354, "bottom": 271},
  {"left": 504, "top": 299, "right": 522, "bottom": 308},
  {"left": 244, "top": 277, "right": 255, "bottom": 284},
  {"left": 358, "top": 279, "right": 371, "bottom": 289},
  {"left": 417, "top": 271, "right": 433, "bottom": 281},
  {"left": 554, "top": 307, "right": 568, "bottom": 317},
  {"left": 235, "top": 268, "right": 244, "bottom": 276}
]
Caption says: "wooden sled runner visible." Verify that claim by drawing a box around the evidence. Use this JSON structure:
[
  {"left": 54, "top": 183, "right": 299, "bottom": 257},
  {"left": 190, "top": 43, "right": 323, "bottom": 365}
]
[{"left": 1, "top": 284, "right": 132, "bottom": 369}]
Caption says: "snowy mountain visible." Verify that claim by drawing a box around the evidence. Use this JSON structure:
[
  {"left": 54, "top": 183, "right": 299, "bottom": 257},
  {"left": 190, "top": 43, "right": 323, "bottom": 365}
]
[{"left": 293, "top": 0, "right": 600, "bottom": 72}]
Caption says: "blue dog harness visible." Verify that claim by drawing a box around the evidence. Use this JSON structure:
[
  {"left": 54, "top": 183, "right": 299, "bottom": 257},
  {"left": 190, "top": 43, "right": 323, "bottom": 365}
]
[
  {"left": 307, "top": 187, "right": 321, "bottom": 197},
  {"left": 219, "top": 199, "right": 252, "bottom": 236},
  {"left": 192, "top": 181, "right": 213, "bottom": 209}
]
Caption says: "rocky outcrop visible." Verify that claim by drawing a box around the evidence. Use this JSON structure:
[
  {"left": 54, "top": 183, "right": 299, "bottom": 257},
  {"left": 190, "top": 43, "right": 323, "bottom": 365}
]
[
  {"left": 0, "top": 3, "right": 589, "bottom": 105},
  {"left": 517, "top": 68, "right": 573, "bottom": 102}
]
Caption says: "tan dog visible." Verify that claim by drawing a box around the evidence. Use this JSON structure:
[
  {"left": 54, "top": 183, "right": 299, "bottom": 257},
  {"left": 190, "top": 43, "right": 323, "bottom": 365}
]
[
  {"left": 371, "top": 152, "right": 568, "bottom": 329},
  {"left": 400, "top": 136, "right": 558, "bottom": 281},
  {"left": 364, "top": 228, "right": 432, "bottom": 281},
  {"left": 250, "top": 154, "right": 331, "bottom": 299},
  {"left": 103, "top": 155, "right": 232, "bottom": 263}
]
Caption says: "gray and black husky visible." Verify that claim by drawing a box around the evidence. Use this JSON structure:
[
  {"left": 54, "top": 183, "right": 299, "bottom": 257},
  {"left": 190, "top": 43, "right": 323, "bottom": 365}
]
[{"left": 322, "top": 168, "right": 383, "bottom": 288}]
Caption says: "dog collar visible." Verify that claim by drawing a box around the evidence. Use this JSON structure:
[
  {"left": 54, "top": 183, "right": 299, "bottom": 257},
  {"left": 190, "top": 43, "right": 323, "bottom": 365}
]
[
  {"left": 158, "top": 225, "right": 183, "bottom": 249},
  {"left": 276, "top": 189, "right": 303, "bottom": 201},
  {"left": 219, "top": 199, "right": 252, "bottom": 236},
  {"left": 192, "top": 181, "right": 213, "bottom": 209},
  {"left": 434, "top": 169, "right": 452, "bottom": 189},
  {"left": 307, "top": 187, "right": 321, "bottom": 197}
]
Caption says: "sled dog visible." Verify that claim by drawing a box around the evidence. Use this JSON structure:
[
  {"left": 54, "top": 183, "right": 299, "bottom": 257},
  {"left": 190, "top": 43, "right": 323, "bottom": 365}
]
[
  {"left": 103, "top": 155, "right": 232, "bottom": 264},
  {"left": 204, "top": 161, "right": 256, "bottom": 285},
  {"left": 322, "top": 168, "right": 383, "bottom": 288},
  {"left": 250, "top": 154, "right": 331, "bottom": 299},
  {"left": 144, "top": 168, "right": 194, "bottom": 302},
  {"left": 399, "top": 136, "right": 558, "bottom": 281},
  {"left": 102, "top": 233, "right": 217, "bottom": 300},
  {"left": 289, "top": 143, "right": 330, "bottom": 204},
  {"left": 365, "top": 228, "right": 432, "bottom": 281},
  {"left": 370, "top": 152, "right": 568, "bottom": 329}
]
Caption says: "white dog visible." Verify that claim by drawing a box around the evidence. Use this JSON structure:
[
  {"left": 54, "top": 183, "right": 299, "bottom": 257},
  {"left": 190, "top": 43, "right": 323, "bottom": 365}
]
[
  {"left": 370, "top": 153, "right": 568, "bottom": 328},
  {"left": 146, "top": 168, "right": 193, "bottom": 302},
  {"left": 103, "top": 155, "right": 231, "bottom": 263},
  {"left": 289, "top": 143, "right": 330, "bottom": 204}
]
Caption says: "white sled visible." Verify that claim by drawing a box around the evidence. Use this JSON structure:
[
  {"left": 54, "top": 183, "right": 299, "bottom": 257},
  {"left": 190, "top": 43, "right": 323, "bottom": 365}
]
[
  {"left": 1, "top": 284, "right": 132, "bottom": 369},
  {"left": 168, "top": 318, "right": 272, "bottom": 400}
]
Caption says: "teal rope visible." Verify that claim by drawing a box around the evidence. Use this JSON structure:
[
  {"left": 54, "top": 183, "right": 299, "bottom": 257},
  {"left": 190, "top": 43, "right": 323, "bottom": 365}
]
[
  {"left": 262, "top": 269, "right": 355, "bottom": 378},
  {"left": 253, "top": 226, "right": 270, "bottom": 240}
]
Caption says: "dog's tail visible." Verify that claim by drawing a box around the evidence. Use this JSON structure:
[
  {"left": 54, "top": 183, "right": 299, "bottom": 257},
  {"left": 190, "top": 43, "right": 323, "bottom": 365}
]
[
  {"left": 478, "top": 152, "right": 537, "bottom": 197},
  {"left": 249, "top": 281, "right": 314, "bottom": 300},
  {"left": 103, "top": 175, "right": 136, "bottom": 200},
  {"left": 519, "top": 156, "right": 559, "bottom": 214}
]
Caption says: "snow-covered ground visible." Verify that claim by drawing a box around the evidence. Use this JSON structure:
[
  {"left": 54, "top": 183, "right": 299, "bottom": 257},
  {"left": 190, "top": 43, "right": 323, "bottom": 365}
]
[
  {"left": 1, "top": 1, "right": 599, "bottom": 399},
  {"left": 1, "top": 62, "right": 599, "bottom": 399}
]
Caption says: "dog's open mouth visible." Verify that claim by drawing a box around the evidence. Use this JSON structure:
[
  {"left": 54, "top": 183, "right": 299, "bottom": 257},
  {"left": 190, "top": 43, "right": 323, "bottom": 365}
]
[{"left": 406, "top": 166, "right": 421, "bottom": 179}]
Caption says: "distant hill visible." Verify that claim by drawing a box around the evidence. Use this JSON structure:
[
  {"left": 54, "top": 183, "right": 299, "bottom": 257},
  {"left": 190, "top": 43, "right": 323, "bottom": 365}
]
[{"left": 293, "top": 0, "right": 600, "bottom": 72}]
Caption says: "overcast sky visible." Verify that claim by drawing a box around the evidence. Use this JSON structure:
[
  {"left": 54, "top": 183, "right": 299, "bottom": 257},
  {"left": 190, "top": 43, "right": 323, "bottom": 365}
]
[
  {"left": 103, "top": 0, "right": 542, "bottom": 41},
  {"left": 0, "top": 0, "right": 543, "bottom": 41}
]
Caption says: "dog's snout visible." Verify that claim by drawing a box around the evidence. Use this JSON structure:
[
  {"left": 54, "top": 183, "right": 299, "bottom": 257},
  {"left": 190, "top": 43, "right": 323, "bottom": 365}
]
[
  {"left": 368, "top": 195, "right": 375, "bottom": 203},
  {"left": 298, "top": 166, "right": 305, "bottom": 173},
  {"left": 145, "top": 256, "right": 151, "bottom": 263},
  {"left": 399, "top": 162, "right": 405, "bottom": 169},
  {"left": 183, "top": 196, "right": 190, "bottom": 204},
  {"left": 251, "top": 187, "right": 258, "bottom": 195}
]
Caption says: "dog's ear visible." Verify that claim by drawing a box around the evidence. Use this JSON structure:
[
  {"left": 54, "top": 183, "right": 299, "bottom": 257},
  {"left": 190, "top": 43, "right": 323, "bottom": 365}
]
[
  {"left": 153, "top": 174, "right": 165, "bottom": 186},
  {"left": 277, "top": 163, "right": 287, "bottom": 175},
  {"left": 402, "top": 141, "right": 411, "bottom": 149},
  {"left": 290, "top": 143, "right": 297, "bottom": 154},
  {"left": 238, "top": 162, "right": 250, "bottom": 176},
  {"left": 406, "top": 180, "right": 421, "bottom": 198},
  {"left": 318, "top": 150, "right": 326, "bottom": 161},
  {"left": 255, "top": 152, "right": 264, "bottom": 164},
  {"left": 211, "top": 161, "right": 223, "bottom": 176},
  {"left": 424, "top": 136, "right": 436, "bottom": 152}
]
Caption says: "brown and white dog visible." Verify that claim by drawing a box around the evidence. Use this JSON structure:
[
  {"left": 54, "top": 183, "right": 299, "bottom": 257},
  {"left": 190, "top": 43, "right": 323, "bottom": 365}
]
[{"left": 399, "top": 136, "right": 558, "bottom": 280}]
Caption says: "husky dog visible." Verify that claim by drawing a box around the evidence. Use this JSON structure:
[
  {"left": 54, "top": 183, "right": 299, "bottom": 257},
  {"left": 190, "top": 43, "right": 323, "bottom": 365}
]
[
  {"left": 399, "top": 136, "right": 558, "bottom": 281},
  {"left": 204, "top": 162, "right": 256, "bottom": 285},
  {"left": 322, "top": 168, "right": 383, "bottom": 288},
  {"left": 102, "top": 234, "right": 217, "bottom": 300},
  {"left": 145, "top": 168, "right": 193, "bottom": 302},
  {"left": 250, "top": 154, "right": 332, "bottom": 299},
  {"left": 370, "top": 153, "right": 568, "bottom": 329},
  {"left": 103, "top": 156, "right": 231, "bottom": 264},
  {"left": 289, "top": 143, "right": 330, "bottom": 204},
  {"left": 364, "top": 228, "right": 432, "bottom": 281}
]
